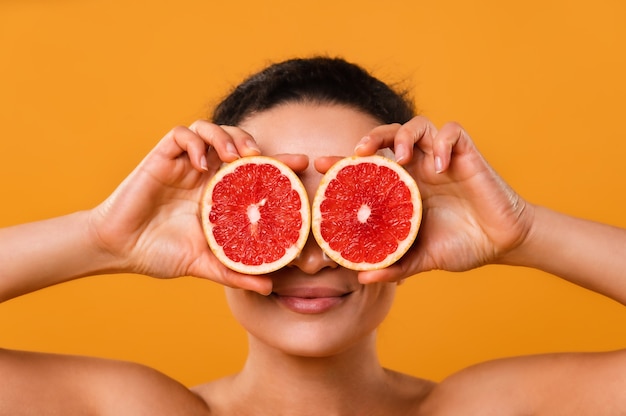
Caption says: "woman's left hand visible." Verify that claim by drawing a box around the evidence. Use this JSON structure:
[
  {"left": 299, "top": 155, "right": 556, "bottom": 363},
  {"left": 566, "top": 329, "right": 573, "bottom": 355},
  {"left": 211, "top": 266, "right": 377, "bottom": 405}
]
[{"left": 353, "top": 116, "right": 535, "bottom": 283}]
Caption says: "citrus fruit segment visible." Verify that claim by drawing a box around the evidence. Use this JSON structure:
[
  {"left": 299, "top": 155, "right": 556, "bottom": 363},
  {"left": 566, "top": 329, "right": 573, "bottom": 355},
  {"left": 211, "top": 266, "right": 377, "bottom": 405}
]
[
  {"left": 311, "top": 155, "right": 422, "bottom": 271},
  {"left": 201, "top": 156, "right": 310, "bottom": 275}
]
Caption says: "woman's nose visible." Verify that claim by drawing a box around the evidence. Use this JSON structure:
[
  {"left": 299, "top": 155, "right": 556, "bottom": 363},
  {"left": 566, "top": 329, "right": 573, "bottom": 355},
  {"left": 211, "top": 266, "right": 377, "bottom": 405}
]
[{"left": 288, "top": 234, "right": 338, "bottom": 274}]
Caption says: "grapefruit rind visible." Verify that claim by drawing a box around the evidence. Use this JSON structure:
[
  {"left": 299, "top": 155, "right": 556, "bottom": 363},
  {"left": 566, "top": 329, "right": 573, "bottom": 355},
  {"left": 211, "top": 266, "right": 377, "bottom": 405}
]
[
  {"left": 311, "top": 155, "right": 422, "bottom": 271},
  {"left": 201, "top": 156, "right": 310, "bottom": 275}
]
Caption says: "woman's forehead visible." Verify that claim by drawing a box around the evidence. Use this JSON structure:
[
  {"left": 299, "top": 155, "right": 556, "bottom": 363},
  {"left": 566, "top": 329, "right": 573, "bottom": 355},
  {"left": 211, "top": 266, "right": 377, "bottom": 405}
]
[{"left": 239, "top": 103, "right": 380, "bottom": 158}]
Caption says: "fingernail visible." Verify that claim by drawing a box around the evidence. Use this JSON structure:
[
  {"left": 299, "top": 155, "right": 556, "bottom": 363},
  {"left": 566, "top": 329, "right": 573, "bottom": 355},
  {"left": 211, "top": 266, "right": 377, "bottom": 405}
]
[
  {"left": 395, "top": 143, "right": 408, "bottom": 163},
  {"left": 354, "top": 136, "right": 370, "bottom": 152},
  {"left": 434, "top": 156, "right": 443, "bottom": 173},
  {"left": 246, "top": 139, "right": 261, "bottom": 154},
  {"left": 226, "top": 142, "right": 239, "bottom": 158},
  {"left": 200, "top": 155, "right": 208, "bottom": 171}
]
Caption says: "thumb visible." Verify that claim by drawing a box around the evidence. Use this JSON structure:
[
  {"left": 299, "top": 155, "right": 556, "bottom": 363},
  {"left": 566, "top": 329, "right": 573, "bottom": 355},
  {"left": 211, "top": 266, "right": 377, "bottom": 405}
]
[
  {"left": 357, "top": 246, "right": 432, "bottom": 284},
  {"left": 190, "top": 254, "right": 274, "bottom": 295},
  {"left": 357, "top": 263, "right": 411, "bottom": 284}
]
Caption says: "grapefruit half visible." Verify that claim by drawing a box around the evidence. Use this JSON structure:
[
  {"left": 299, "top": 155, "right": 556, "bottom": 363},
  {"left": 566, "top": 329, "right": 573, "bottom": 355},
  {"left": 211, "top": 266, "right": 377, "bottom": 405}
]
[
  {"left": 201, "top": 156, "right": 310, "bottom": 274},
  {"left": 311, "top": 155, "right": 422, "bottom": 271}
]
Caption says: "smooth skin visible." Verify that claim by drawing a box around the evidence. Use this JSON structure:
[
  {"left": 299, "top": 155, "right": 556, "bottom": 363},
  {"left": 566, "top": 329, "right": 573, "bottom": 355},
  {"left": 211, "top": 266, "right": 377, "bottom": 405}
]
[{"left": 1, "top": 103, "right": 626, "bottom": 415}]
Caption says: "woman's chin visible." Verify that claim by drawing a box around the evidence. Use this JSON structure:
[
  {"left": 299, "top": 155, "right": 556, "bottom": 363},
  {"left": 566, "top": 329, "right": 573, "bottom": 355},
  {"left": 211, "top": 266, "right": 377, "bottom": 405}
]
[{"left": 251, "top": 327, "right": 376, "bottom": 359}]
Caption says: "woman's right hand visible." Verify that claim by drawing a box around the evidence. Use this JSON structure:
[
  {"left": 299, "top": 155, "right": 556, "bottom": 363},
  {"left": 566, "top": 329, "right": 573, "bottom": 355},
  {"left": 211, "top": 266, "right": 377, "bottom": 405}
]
[{"left": 88, "top": 121, "right": 273, "bottom": 295}]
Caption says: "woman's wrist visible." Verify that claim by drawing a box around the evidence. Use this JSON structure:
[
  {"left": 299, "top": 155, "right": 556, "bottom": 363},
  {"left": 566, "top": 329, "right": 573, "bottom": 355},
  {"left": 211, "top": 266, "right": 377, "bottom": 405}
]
[
  {"left": 83, "top": 208, "right": 130, "bottom": 276},
  {"left": 496, "top": 202, "right": 543, "bottom": 270}
]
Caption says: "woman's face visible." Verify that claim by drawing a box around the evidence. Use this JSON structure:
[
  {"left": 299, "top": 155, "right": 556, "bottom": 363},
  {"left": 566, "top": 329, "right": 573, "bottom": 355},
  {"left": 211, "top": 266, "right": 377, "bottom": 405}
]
[{"left": 226, "top": 103, "right": 397, "bottom": 358}]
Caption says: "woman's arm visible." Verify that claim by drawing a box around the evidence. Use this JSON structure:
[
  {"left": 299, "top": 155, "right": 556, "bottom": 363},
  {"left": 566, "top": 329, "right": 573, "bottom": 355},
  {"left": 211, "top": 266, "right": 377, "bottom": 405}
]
[
  {"left": 0, "top": 121, "right": 272, "bottom": 304},
  {"left": 356, "top": 117, "right": 626, "bottom": 305},
  {"left": 355, "top": 117, "right": 626, "bottom": 414},
  {"left": 500, "top": 205, "right": 626, "bottom": 305},
  {"left": 0, "top": 211, "right": 116, "bottom": 303},
  {"left": 0, "top": 121, "right": 273, "bottom": 414}
]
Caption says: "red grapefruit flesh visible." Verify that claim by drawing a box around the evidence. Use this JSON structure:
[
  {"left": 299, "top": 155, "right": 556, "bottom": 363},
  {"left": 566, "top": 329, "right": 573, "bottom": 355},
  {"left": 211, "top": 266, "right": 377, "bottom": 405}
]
[
  {"left": 201, "top": 156, "right": 310, "bottom": 274},
  {"left": 311, "top": 155, "right": 421, "bottom": 271}
]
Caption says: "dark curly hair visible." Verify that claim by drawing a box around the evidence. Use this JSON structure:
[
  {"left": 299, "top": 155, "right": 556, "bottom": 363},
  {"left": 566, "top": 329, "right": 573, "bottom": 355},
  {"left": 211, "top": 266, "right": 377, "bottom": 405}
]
[{"left": 211, "top": 57, "right": 415, "bottom": 126}]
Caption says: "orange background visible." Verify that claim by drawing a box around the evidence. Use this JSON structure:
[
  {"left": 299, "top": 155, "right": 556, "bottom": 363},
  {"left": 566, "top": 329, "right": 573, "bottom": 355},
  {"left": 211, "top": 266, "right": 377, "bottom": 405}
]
[{"left": 1, "top": 0, "right": 625, "bottom": 385}]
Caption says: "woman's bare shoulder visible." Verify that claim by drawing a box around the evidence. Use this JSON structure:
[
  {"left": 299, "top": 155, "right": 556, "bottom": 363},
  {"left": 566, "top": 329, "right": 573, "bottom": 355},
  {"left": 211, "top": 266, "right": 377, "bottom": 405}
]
[
  {"left": 417, "top": 349, "right": 626, "bottom": 415},
  {"left": 0, "top": 348, "right": 211, "bottom": 416}
]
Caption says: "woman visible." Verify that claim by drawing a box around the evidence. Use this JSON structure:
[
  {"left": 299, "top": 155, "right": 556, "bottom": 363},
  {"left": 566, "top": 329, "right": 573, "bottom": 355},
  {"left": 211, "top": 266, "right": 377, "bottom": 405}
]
[{"left": 1, "top": 57, "right": 625, "bottom": 415}]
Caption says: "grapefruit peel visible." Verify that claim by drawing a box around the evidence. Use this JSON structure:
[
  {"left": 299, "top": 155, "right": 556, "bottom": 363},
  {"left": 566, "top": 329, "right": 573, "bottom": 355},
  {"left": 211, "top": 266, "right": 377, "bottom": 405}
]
[{"left": 201, "top": 156, "right": 310, "bottom": 275}]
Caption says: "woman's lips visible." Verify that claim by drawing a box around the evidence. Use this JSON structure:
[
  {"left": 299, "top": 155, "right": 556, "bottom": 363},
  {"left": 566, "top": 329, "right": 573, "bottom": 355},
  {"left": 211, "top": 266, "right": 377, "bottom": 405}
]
[{"left": 270, "top": 288, "right": 352, "bottom": 314}]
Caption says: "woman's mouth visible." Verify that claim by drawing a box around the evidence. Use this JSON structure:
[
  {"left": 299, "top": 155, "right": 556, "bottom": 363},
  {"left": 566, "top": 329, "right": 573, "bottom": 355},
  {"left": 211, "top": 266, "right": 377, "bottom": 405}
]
[{"left": 270, "top": 288, "right": 353, "bottom": 314}]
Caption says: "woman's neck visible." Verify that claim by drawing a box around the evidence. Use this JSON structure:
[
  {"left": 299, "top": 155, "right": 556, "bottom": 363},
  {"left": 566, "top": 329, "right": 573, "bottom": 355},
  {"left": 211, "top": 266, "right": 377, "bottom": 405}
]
[{"left": 221, "top": 332, "right": 424, "bottom": 416}]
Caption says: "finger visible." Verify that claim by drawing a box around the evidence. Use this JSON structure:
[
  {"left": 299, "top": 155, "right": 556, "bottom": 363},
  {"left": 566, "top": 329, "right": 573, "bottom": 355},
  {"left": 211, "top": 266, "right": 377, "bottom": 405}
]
[
  {"left": 313, "top": 156, "right": 343, "bottom": 174},
  {"left": 223, "top": 272, "right": 274, "bottom": 296},
  {"left": 193, "top": 255, "right": 274, "bottom": 295},
  {"left": 271, "top": 154, "right": 309, "bottom": 173},
  {"left": 432, "top": 122, "right": 472, "bottom": 174},
  {"left": 358, "top": 263, "right": 406, "bottom": 284},
  {"left": 357, "top": 242, "right": 432, "bottom": 284},
  {"left": 392, "top": 116, "right": 439, "bottom": 164},
  {"left": 156, "top": 125, "right": 210, "bottom": 172},
  {"left": 354, "top": 123, "right": 401, "bottom": 156},
  {"left": 188, "top": 120, "right": 249, "bottom": 163},
  {"left": 220, "top": 125, "right": 262, "bottom": 157},
  {"left": 354, "top": 116, "right": 438, "bottom": 165}
]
